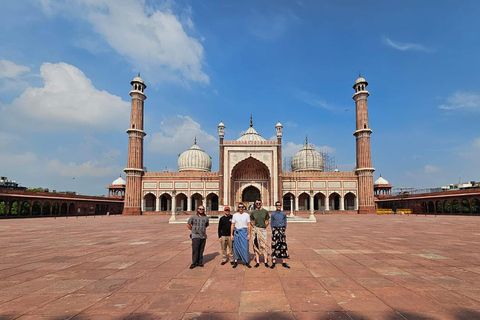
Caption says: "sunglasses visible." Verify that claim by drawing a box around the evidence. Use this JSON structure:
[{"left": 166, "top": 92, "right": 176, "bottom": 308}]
[
  {"left": 198, "top": 208, "right": 205, "bottom": 211},
  {"left": 225, "top": 209, "right": 230, "bottom": 212},
  {"left": 238, "top": 206, "right": 245, "bottom": 209},
  {"left": 255, "top": 203, "right": 261, "bottom": 205},
  {"left": 276, "top": 205, "right": 281, "bottom": 207}
]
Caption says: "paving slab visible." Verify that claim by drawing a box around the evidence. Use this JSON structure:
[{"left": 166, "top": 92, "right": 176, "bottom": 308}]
[{"left": 1, "top": 214, "right": 480, "bottom": 319}]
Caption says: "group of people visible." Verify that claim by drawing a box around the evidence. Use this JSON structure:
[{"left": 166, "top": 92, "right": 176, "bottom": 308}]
[{"left": 187, "top": 199, "right": 290, "bottom": 269}]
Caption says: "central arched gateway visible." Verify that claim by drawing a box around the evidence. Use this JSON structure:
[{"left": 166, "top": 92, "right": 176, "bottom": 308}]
[
  {"left": 231, "top": 157, "right": 271, "bottom": 207},
  {"left": 242, "top": 186, "right": 260, "bottom": 202}
]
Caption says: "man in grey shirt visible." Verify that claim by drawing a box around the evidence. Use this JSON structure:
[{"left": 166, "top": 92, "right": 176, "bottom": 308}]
[{"left": 187, "top": 205, "right": 209, "bottom": 269}]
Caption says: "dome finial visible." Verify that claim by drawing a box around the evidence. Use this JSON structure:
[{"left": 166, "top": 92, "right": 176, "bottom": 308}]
[
  {"left": 138, "top": 71, "right": 141, "bottom": 77},
  {"left": 194, "top": 135, "right": 197, "bottom": 145},
  {"left": 359, "top": 71, "right": 361, "bottom": 78},
  {"left": 250, "top": 114, "right": 253, "bottom": 128},
  {"left": 305, "top": 135, "right": 308, "bottom": 145}
]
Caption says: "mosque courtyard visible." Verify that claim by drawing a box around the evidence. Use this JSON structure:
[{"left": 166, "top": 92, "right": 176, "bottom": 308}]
[{"left": 1, "top": 214, "right": 480, "bottom": 320}]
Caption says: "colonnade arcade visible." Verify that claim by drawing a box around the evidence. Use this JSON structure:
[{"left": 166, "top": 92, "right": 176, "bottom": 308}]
[
  {"left": 142, "top": 192, "right": 219, "bottom": 213},
  {"left": 282, "top": 191, "right": 357, "bottom": 212}
]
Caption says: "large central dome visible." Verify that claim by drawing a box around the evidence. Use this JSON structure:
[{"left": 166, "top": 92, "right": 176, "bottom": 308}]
[
  {"left": 291, "top": 138, "right": 324, "bottom": 172},
  {"left": 178, "top": 139, "right": 212, "bottom": 172}
]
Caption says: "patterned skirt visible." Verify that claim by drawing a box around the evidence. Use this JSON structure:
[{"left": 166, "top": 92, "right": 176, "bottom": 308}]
[{"left": 271, "top": 227, "right": 289, "bottom": 259}]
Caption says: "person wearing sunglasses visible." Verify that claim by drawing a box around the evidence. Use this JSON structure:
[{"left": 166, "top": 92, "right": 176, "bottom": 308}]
[
  {"left": 230, "top": 202, "right": 252, "bottom": 268},
  {"left": 187, "top": 205, "right": 209, "bottom": 269},
  {"left": 270, "top": 201, "right": 290, "bottom": 269},
  {"left": 250, "top": 199, "right": 271, "bottom": 268},
  {"left": 218, "top": 206, "right": 234, "bottom": 265}
]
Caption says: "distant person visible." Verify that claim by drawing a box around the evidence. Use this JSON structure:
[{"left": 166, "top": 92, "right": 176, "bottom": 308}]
[
  {"left": 270, "top": 201, "right": 290, "bottom": 269},
  {"left": 231, "top": 202, "right": 252, "bottom": 268},
  {"left": 218, "top": 206, "right": 234, "bottom": 265},
  {"left": 187, "top": 205, "right": 209, "bottom": 269},
  {"left": 248, "top": 204, "right": 254, "bottom": 211},
  {"left": 250, "top": 199, "right": 270, "bottom": 268}
]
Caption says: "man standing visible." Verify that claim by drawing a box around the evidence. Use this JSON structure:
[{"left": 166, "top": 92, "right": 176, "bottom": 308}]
[
  {"left": 218, "top": 206, "right": 234, "bottom": 265},
  {"left": 187, "top": 205, "right": 209, "bottom": 269},
  {"left": 231, "top": 202, "right": 252, "bottom": 268},
  {"left": 270, "top": 201, "right": 290, "bottom": 269},
  {"left": 250, "top": 199, "right": 270, "bottom": 268}
]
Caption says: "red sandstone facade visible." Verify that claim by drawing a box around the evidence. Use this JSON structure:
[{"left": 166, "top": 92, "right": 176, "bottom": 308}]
[{"left": 122, "top": 75, "right": 376, "bottom": 215}]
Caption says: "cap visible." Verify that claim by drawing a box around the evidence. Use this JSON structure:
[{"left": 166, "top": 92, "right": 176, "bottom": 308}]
[{"left": 224, "top": 206, "right": 230, "bottom": 211}]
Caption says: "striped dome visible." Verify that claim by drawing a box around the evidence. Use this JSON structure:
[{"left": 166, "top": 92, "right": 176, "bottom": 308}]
[
  {"left": 178, "top": 141, "right": 212, "bottom": 172},
  {"left": 291, "top": 142, "right": 324, "bottom": 172}
]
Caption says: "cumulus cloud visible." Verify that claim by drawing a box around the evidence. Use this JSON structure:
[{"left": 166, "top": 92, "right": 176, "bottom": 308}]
[
  {"left": 147, "top": 115, "right": 217, "bottom": 155},
  {"left": 0, "top": 62, "right": 129, "bottom": 131},
  {"left": 39, "top": 0, "right": 208, "bottom": 84},
  {"left": 439, "top": 91, "right": 480, "bottom": 111},
  {"left": 424, "top": 164, "right": 440, "bottom": 174},
  {"left": 383, "top": 38, "right": 433, "bottom": 52},
  {"left": 0, "top": 59, "right": 31, "bottom": 78}
]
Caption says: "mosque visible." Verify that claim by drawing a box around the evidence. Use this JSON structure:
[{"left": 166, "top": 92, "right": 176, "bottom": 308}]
[{"left": 114, "top": 74, "right": 376, "bottom": 215}]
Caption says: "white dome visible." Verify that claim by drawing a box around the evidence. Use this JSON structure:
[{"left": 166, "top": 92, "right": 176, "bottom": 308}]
[
  {"left": 374, "top": 176, "right": 389, "bottom": 185},
  {"left": 111, "top": 176, "right": 126, "bottom": 185},
  {"left": 178, "top": 142, "right": 212, "bottom": 172},
  {"left": 237, "top": 127, "right": 267, "bottom": 142},
  {"left": 291, "top": 143, "right": 324, "bottom": 172}
]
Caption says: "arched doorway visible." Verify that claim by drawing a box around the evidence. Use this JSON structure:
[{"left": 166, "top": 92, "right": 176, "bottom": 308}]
[
  {"left": 298, "top": 192, "right": 310, "bottom": 210},
  {"left": 283, "top": 193, "right": 295, "bottom": 212},
  {"left": 314, "top": 193, "right": 326, "bottom": 210},
  {"left": 231, "top": 156, "right": 271, "bottom": 207},
  {"left": 176, "top": 193, "right": 188, "bottom": 211},
  {"left": 242, "top": 186, "right": 260, "bottom": 202},
  {"left": 329, "top": 193, "right": 340, "bottom": 210},
  {"left": 159, "top": 193, "right": 172, "bottom": 211},
  {"left": 144, "top": 193, "right": 156, "bottom": 211},
  {"left": 206, "top": 193, "right": 219, "bottom": 211},
  {"left": 344, "top": 193, "right": 356, "bottom": 210},
  {"left": 191, "top": 193, "right": 203, "bottom": 211}
]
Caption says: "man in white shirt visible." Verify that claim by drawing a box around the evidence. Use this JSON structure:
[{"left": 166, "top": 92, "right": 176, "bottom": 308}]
[{"left": 230, "top": 202, "right": 252, "bottom": 268}]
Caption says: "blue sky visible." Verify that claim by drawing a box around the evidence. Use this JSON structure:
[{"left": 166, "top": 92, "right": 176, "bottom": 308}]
[{"left": 1, "top": 0, "right": 479, "bottom": 196}]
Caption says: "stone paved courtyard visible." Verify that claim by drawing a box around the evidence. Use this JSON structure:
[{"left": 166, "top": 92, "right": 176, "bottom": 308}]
[{"left": 1, "top": 214, "right": 480, "bottom": 320}]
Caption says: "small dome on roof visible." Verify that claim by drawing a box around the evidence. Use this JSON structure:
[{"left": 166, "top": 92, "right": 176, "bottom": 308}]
[
  {"left": 374, "top": 175, "right": 389, "bottom": 185},
  {"left": 275, "top": 121, "right": 283, "bottom": 128},
  {"left": 355, "top": 76, "right": 367, "bottom": 84},
  {"left": 291, "top": 138, "right": 324, "bottom": 172},
  {"left": 218, "top": 120, "right": 225, "bottom": 127},
  {"left": 112, "top": 176, "right": 126, "bottom": 185},
  {"left": 178, "top": 139, "right": 212, "bottom": 172}
]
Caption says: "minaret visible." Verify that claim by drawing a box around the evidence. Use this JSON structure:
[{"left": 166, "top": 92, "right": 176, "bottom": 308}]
[
  {"left": 352, "top": 75, "right": 375, "bottom": 214},
  {"left": 275, "top": 120, "right": 283, "bottom": 203},
  {"left": 123, "top": 74, "right": 147, "bottom": 215},
  {"left": 217, "top": 120, "right": 226, "bottom": 209}
]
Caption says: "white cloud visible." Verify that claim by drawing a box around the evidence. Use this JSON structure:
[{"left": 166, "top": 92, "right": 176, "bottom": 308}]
[
  {"left": 0, "top": 59, "right": 31, "bottom": 79},
  {"left": 424, "top": 164, "right": 440, "bottom": 174},
  {"left": 0, "top": 62, "right": 129, "bottom": 131},
  {"left": 439, "top": 91, "right": 480, "bottom": 111},
  {"left": 40, "top": 0, "right": 208, "bottom": 84},
  {"left": 47, "top": 159, "right": 120, "bottom": 177},
  {"left": 294, "top": 89, "right": 334, "bottom": 110},
  {"left": 249, "top": 9, "right": 300, "bottom": 40},
  {"left": 474, "top": 137, "right": 480, "bottom": 149},
  {"left": 147, "top": 115, "right": 217, "bottom": 156},
  {"left": 383, "top": 38, "right": 433, "bottom": 52}
]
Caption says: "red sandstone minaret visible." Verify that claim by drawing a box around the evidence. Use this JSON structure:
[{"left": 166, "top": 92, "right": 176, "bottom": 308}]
[
  {"left": 123, "top": 74, "right": 147, "bottom": 215},
  {"left": 353, "top": 75, "right": 375, "bottom": 214}
]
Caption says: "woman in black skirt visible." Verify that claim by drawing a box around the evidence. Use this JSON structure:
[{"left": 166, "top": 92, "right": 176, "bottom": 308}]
[{"left": 270, "top": 201, "right": 290, "bottom": 269}]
